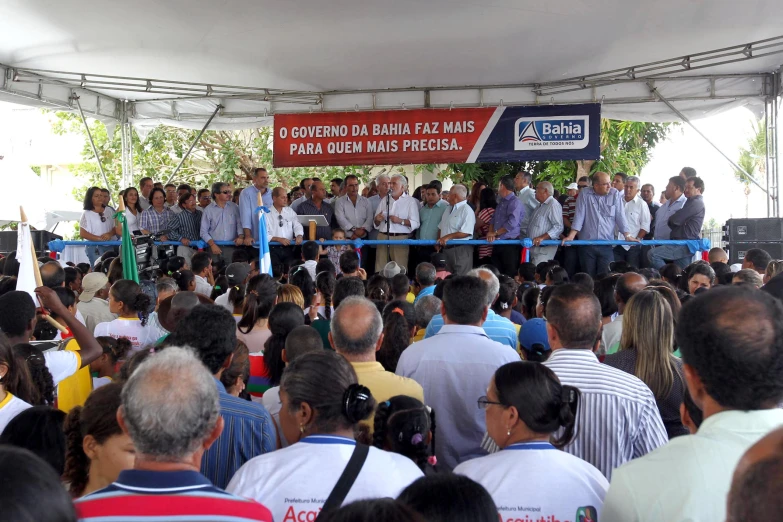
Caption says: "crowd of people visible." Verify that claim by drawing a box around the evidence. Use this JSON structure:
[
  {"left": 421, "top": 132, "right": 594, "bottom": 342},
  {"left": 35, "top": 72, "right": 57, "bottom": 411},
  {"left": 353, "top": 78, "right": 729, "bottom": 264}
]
[{"left": 1, "top": 167, "right": 782, "bottom": 522}]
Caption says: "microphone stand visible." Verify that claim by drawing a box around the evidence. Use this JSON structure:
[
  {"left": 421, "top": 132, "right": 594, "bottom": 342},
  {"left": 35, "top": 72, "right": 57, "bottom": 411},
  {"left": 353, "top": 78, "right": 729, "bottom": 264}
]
[{"left": 385, "top": 191, "right": 392, "bottom": 265}]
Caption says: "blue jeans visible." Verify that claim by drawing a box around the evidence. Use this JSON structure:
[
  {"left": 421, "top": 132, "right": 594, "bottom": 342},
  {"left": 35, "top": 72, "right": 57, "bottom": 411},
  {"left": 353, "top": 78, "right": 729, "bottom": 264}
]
[
  {"left": 578, "top": 245, "right": 614, "bottom": 277},
  {"left": 648, "top": 244, "right": 693, "bottom": 269},
  {"left": 85, "top": 245, "right": 114, "bottom": 267},
  {"left": 613, "top": 245, "right": 642, "bottom": 269}
]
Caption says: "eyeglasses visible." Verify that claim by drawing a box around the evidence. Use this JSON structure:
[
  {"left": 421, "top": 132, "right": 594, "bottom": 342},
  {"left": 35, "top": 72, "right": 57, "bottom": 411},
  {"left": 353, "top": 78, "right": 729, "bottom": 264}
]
[
  {"left": 221, "top": 190, "right": 232, "bottom": 195},
  {"left": 477, "top": 395, "right": 504, "bottom": 410},
  {"left": 199, "top": 196, "right": 211, "bottom": 200}
]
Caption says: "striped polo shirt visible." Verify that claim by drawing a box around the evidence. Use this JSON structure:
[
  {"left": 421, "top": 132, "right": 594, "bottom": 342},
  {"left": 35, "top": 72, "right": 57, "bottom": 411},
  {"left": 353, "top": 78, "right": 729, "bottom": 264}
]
[
  {"left": 543, "top": 349, "right": 668, "bottom": 480},
  {"left": 75, "top": 469, "right": 273, "bottom": 522}
]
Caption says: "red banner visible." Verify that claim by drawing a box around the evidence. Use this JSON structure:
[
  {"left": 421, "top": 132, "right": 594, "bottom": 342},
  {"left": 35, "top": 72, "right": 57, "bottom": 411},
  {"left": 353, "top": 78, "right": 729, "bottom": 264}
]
[{"left": 273, "top": 108, "right": 497, "bottom": 167}]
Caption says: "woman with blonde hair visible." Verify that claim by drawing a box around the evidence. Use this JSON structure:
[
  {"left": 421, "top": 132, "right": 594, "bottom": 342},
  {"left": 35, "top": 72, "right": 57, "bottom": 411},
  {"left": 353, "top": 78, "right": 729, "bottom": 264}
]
[
  {"left": 603, "top": 290, "right": 687, "bottom": 438},
  {"left": 276, "top": 284, "right": 305, "bottom": 309},
  {"left": 764, "top": 259, "right": 783, "bottom": 285}
]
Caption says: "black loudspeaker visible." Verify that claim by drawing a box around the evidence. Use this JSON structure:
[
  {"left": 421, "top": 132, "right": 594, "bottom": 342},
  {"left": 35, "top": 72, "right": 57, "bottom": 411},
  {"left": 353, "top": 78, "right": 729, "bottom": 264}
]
[
  {"left": 728, "top": 242, "right": 783, "bottom": 265},
  {"left": 724, "top": 218, "right": 783, "bottom": 243},
  {"left": 0, "top": 231, "right": 63, "bottom": 254}
]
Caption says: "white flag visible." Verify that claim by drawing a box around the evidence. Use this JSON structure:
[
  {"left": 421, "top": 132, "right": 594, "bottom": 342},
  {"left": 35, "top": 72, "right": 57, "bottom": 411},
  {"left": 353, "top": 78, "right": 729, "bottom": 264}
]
[{"left": 17, "top": 220, "right": 40, "bottom": 307}]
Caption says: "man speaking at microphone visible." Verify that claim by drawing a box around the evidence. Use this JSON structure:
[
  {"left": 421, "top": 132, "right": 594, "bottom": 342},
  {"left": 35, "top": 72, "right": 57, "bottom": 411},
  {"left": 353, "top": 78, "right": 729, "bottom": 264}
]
[{"left": 374, "top": 174, "right": 420, "bottom": 273}]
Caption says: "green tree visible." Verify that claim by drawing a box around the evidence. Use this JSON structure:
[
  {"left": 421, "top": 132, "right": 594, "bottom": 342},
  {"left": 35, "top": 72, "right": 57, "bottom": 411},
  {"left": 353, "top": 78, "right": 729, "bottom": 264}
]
[
  {"left": 733, "top": 117, "right": 766, "bottom": 218},
  {"left": 442, "top": 119, "right": 673, "bottom": 190}
]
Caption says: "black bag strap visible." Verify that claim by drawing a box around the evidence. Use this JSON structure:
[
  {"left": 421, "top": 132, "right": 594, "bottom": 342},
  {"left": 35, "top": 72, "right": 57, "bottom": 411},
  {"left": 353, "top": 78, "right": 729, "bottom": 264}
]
[{"left": 317, "top": 443, "right": 370, "bottom": 518}]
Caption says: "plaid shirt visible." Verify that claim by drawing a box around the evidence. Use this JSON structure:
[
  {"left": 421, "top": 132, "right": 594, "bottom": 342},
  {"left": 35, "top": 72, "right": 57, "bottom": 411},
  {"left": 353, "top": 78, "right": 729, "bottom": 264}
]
[
  {"left": 139, "top": 206, "right": 174, "bottom": 235},
  {"left": 167, "top": 208, "right": 203, "bottom": 241},
  {"left": 296, "top": 198, "right": 334, "bottom": 240}
]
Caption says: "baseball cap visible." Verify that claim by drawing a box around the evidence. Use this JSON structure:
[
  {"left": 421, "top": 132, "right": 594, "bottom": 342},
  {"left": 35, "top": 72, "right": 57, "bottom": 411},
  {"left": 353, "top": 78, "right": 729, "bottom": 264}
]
[
  {"left": 382, "top": 261, "right": 407, "bottom": 278},
  {"left": 225, "top": 262, "right": 251, "bottom": 285},
  {"left": 566, "top": 183, "right": 579, "bottom": 190},
  {"left": 80, "top": 272, "right": 109, "bottom": 303},
  {"left": 518, "top": 318, "right": 550, "bottom": 352},
  {"left": 430, "top": 252, "right": 448, "bottom": 269}
]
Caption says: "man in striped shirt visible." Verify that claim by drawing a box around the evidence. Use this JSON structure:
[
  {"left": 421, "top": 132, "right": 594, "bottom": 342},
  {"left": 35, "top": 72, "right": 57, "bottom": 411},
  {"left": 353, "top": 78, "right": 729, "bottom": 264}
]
[
  {"left": 75, "top": 347, "right": 273, "bottom": 522},
  {"left": 167, "top": 191, "right": 203, "bottom": 268},
  {"left": 526, "top": 181, "right": 564, "bottom": 265},
  {"left": 543, "top": 284, "right": 667, "bottom": 480}
]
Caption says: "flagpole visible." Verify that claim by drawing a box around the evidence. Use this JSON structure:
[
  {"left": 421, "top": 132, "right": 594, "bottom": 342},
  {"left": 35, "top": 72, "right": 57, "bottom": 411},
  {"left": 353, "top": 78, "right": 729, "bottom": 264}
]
[{"left": 19, "top": 207, "right": 68, "bottom": 333}]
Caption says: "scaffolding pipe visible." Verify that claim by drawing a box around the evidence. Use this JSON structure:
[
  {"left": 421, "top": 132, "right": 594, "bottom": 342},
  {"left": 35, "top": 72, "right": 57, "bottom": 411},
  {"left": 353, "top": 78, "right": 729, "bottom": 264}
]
[
  {"left": 649, "top": 83, "right": 770, "bottom": 197},
  {"left": 73, "top": 94, "right": 113, "bottom": 204},
  {"left": 164, "top": 104, "right": 222, "bottom": 185}
]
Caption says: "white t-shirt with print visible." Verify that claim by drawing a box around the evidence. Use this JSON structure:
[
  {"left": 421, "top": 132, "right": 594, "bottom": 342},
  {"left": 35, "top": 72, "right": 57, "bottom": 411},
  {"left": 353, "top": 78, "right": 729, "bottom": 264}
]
[
  {"left": 0, "top": 393, "right": 32, "bottom": 434},
  {"left": 43, "top": 350, "right": 80, "bottom": 386},
  {"left": 79, "top": 208, "right": 116, "bottom": 236},
  {"left": 227, "top": 435, "right": 423, "bottom": 521},
  {"left": 454, "top": 441, "right": 609, "bottom": 522},
  {"left": 94, "top": 317, "right": 165, "bottom": 352}
]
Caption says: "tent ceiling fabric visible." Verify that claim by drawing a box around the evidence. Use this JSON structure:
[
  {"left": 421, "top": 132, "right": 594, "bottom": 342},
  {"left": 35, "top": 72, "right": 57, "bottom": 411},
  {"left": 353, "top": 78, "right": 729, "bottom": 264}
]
[{"left": 0, "top": 0, "right": 781, "bottom": 128}]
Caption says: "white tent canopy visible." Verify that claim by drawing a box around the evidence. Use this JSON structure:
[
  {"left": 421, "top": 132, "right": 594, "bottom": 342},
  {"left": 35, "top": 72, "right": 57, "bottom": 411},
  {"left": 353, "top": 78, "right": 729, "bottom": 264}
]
[
  {"left": 0, "top": 155, "right": 83, "bottom": 229},
  {"left": 0, "top": 0, "right": 781, "bottom": 127}
]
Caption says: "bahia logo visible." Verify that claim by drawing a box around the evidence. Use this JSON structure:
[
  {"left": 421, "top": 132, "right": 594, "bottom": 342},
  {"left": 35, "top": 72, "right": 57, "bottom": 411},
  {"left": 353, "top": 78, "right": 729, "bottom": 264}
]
[{"left": 514, "top": 115, "right": 590, "bottom": 150}]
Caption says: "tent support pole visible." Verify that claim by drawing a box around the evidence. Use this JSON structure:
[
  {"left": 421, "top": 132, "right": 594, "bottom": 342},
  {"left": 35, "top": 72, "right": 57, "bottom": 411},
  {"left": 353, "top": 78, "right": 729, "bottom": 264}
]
[
  {"left": 73, "top": 94, "right": 113, "bottom": 203},
  {"left": 649, "top": 83, "right": 770, "bottom": 196},
  {"left": 165, "top": 104, "right": 222, "bottom": 185}
]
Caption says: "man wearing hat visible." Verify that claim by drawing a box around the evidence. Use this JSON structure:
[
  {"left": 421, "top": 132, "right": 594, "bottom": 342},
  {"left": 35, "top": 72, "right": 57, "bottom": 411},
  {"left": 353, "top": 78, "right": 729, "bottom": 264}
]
[
  {"left": 75, "top": 272, "right": 116, "bottom": 333},
  {"left": 518, "top": 318, "right": 551, "bottom": 361},
  {"left": 215, "top": 262, "right": 251, "bottom": 313}
]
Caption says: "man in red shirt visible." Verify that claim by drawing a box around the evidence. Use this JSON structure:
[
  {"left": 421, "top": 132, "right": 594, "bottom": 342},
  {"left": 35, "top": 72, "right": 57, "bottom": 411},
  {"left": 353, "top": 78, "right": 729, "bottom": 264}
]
[{"left": 75, "top": 347, "right": 273, "bottom": 522}]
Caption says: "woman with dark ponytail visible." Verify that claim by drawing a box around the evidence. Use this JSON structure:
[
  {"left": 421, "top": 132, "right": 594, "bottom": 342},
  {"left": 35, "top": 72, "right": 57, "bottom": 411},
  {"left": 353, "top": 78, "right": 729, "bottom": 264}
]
[
  {"left": 227, "top": 351, "right": 424, "bottom": 521},
  {"left": 309, "top": 271, "right": 336, "bottom": 347},
  {"left": 454, "top": 362, "right": 608, "bottom": 521},
  {"left": 94, "top": 280, "right": 164, "bottom": 352},
  {"left": 377, "top": 300, "right": 416, "bottom": 372},
  {"left": 63, "top": 382, "right": 135, "bottom": 498},
  {"left": 90, "top": 336, "right": 133, "bottom": 388},
  {"left": 12, "top": 344, "right": 56, "bottom": 406},
  {"left": 373, "top": 395, "right": 437, "bottom": 473},
  {"left": 171, "top": 269, "right": 196, "bottom": 292}
]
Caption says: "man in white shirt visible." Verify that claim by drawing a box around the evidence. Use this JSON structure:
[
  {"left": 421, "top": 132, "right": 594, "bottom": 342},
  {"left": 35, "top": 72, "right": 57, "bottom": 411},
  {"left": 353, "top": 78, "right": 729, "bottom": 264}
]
[
  {"left": 191, "top": 251, "right": 214, "bottom": 297},
  {"left": 613, "top": 175, "right": 651, "bottom": 268},
  {"left": 515, "top": 170, "right": 538, "bottom": 237},
  {"left": 603, "top": 286, "right": 783, "bottom": 522},
  {"left": 436, "top": 184, "right": 475, "bottom": 275},
  {"left": 373, "top": 174, "right": 420, "bottom": 273},
  {"left": 334, "top": 174, "right": 373, "bottom": 244},
  {"left": 543, "top": 284, "right": 667, "bottom": 480},
  {"left": 397, "top": 275, "right": 520, "bottom": 470},
  {"left": 650, "top": 176, "right": 687, "bottom": 242},
  {"left": 265, "top": 187, "right": 303, "bottom": 272},
  {"left": 601, "top": 272, "right": 647, "bottom": 355},
  {"left": 526, "top": 182, "right": 564, "bottom": 265}
]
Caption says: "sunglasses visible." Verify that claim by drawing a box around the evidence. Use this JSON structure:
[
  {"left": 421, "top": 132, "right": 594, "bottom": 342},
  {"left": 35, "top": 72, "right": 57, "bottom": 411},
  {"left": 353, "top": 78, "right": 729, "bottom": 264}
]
[
  {"left": 99, "top": 212, "right": 106, "bottom": 223},
  {"left": 221, "top": 190, "right": 232, "bottom": 195},
  {"left": 279, "top": 216, "right": 284, "bottom": 227}
]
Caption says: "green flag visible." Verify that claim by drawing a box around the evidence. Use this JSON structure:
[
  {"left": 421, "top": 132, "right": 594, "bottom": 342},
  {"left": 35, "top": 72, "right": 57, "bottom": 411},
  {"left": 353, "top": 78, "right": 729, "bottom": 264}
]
[{"left": 117, "top": 212, "right": 139, "bottom": 283}]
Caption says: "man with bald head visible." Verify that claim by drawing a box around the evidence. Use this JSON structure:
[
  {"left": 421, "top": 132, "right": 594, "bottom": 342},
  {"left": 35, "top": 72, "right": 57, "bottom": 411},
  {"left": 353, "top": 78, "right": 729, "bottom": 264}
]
[
  {"left": 603, "top": 286, "right": 783, "bottom": 522},
  {"left": 562, "top": 172, "right": 638, "bottom": 277},
  {"left": 543, "top": 284, "right": 667, "bottom": 479},
  {"left": 602, "top": 272, "right": 648, "bottom": 354},
  {"left": 727, "top": 427, "right": 783, "bottom": 522},
  {"left": 330, "top": 296, "right": 424, "bottom": 422}
]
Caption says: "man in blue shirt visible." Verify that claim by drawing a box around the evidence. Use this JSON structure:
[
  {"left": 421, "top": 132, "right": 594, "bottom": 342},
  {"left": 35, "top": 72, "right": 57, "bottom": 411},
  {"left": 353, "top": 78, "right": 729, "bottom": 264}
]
[
  {"left": 164, "top": 304, "right": 276, "bottom": 489},
  {"left": 424, "top": 267, "right": 518, "bottom": 350},
  {"left": 414, "top": 262, "right": 437, "bottom": 304},
  {"left": 649, "top": 176, "right": 706, "bottom": 269},
  {"left": 414, "top": 183, "right": 447, "bottom": 272},
  {"left": 488, "top": 175, "right": 524, "bottom": 278},
  {"left": 563, "top": 172, "right": 638, "bottom": 277},
  {"left": 239, "top": 167, "right": 274, "bottom": 245}
]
